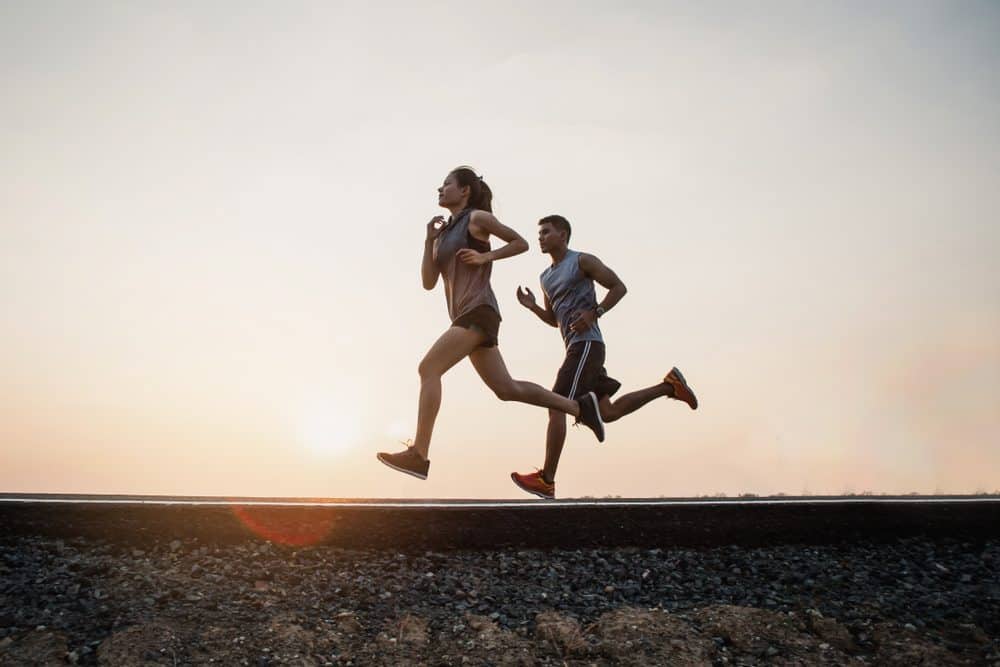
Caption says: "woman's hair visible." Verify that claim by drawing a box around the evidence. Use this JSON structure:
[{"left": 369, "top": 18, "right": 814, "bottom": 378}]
[{"left": 450, "top": 166, "right": 493, "bottom": 213}]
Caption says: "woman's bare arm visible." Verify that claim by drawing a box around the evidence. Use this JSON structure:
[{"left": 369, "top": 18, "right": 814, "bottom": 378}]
[
  {"left": 457, "top": 211, "right": 529, "bottom": 265},
  {"left": 421, "top": 216, "right": 445, "bottom": 290}
]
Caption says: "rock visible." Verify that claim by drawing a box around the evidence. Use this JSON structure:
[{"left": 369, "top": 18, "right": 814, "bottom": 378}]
[
  {"left": 2, "top": 535, "right": 997, "bottom": 665},
  {"left": 872, "top": 622, "right": 970, "bottom": 666},
  {"left": 693, "top": 605, "right": 864, "bottom": 665},
  {"left": 535, "top": 612, "right": 585, "bottom": 655},
  {"left": 591, "top": 607, "right": 715, "bottom": 665},
  {"left": 807, "top": 615, "right": 857, "bottom": 652},
  {"left": 0, "top": 630, "right": 68, "bottom": 666},
  {"left": 952, "top": 623, "right": 990, "bottom": 645},
  {"left": 336, "top": 613, "right": 363, "bottom": 634},
  {"left": 97, "top": 623, "right": 180, "bottom": 665},
  {"left": 396, "top": 614, "right": 428, "bottom": 645},
  {"left": 466, "top": 615, "right": 493, "bottom": 633},
  {"left": 461, "top": 614, "right": 536, "bottom": 665}
]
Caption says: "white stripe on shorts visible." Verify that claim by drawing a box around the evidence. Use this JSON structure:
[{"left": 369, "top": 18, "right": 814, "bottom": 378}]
[{"left": 568, "top": 340, "right": 592, "bottom": 399}]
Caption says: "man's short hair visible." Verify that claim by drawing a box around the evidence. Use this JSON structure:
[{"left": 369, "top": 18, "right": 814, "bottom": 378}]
[{"left": 539, "top": 214, "right": 571, "bottom": 242}]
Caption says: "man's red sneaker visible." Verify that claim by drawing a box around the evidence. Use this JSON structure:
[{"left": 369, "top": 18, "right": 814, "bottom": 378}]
[
  {"left": 511, "top": 471, "right": 555, "bottom": 500},
  {"left": 665, "top": 366, "right": 698, "bottom": 410}
]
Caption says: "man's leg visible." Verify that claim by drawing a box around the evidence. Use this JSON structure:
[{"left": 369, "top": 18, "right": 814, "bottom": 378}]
[
  {"left": 599, "top": 367, "right": 698, "bottom": 421},
  {"left": 542, "top": 409, "right": 567, "bottom": 484},
  {"left": 600, "top": 383, "right": 672, "bottom": 422},
  {"left": 511, "top": 344, "right": 586, "bottom": 498}
]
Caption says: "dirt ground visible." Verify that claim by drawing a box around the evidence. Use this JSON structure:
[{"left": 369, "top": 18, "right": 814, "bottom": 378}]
[{"left": 2, "top": 536, "right": 998, "bottom": 665}]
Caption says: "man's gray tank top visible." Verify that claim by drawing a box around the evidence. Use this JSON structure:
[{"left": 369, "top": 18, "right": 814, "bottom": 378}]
[
  {"left": 433, "top": 208, "right": 501, "bottom": 322},
  {"left": 540, "top": 249, "right": 603, "bottom": 347}
]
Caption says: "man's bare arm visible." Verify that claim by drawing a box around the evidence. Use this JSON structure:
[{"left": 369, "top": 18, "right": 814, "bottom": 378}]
[
  {"left": 580, "top": 253, "right": 627, "bottom": 313},
  {"left": 569, "top": 253, "right": 627, "bottom": 333},
  {"left": 516, "top": 285, "right": 558, "bottom": 327}
]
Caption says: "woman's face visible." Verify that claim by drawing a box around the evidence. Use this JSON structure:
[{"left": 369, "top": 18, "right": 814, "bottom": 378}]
[{"left": 437, "top": 173, "right": 468, "bottom": 208}]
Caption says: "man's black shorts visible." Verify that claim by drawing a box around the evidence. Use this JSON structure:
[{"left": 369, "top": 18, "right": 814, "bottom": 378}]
[{"left": 552, "top": 340, "right": 622, "bottom": 399}]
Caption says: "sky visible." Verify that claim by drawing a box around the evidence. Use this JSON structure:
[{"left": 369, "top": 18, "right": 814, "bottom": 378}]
[{"left": 1, "top": 1, "right": 998, "bottom": 498}]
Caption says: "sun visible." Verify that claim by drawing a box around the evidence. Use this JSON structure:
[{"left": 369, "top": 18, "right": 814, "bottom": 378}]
[{"left": 295, "top": 397, "right": 364, "bottom": 456}]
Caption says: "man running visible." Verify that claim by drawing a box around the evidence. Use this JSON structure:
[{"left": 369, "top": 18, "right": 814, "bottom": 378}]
[
  {"left": 511, "top": 214, "right": 698, "bottom": 499},
  {"left": 376, "top": 171, "right": 605, "bottom": 483}
]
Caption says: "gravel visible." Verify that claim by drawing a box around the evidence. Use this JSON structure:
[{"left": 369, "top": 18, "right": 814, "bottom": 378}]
[{"left": 1, "top": 536, "right": 998, "bottom": 664}]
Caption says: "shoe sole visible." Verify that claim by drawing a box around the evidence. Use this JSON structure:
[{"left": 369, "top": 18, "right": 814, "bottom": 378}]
[
  {"left": 510, "top": 473, "right": 554, "bottom": 500},
  {"left": 668, "top": 367, "right": 698, "bottom": 410},
  {"left": 584, "top": 391, "right": 606, "bottom": 442},
  {"left": 377, "top": 453, "right": 428, "bottom": 480}
]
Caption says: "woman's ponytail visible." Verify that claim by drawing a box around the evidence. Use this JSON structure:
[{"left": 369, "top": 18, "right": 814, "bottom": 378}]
[{"left": 450, "top": 166, "right": 493, "bottom": 213}]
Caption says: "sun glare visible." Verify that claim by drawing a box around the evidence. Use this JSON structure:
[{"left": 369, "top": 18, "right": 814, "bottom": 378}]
[{"left": 295, "top": 397, "right": 363, "bottom": 456}]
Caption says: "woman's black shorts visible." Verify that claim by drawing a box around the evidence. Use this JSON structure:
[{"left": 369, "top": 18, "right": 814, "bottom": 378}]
[
  {"left": 552, "top": 340, "right": 621, "bottom": 399},
  {"left": 452, "top": 305, "right": 501, "bottom": 348}
]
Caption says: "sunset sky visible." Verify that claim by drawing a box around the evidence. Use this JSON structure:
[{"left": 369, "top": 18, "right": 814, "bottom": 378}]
[{"left": 2, "top": 1, "right": 998, "bottom": 498}]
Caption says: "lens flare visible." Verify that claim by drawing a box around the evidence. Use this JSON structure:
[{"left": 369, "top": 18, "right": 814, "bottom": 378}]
[{"left": 230, "top": 505, "right": 336, "bottom": 546}]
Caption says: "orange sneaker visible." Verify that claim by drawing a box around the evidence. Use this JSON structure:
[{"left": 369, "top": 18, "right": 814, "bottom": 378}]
[
  {"left": 665, "top": 367, "right": 698, "bottom": 410},
  {"left": 511, "top": 470, "right": 555, "bottom": 500}
]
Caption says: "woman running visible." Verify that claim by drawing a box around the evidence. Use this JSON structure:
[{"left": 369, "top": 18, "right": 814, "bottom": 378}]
[{"left": 377, "top": 167, "right": 604, "bottom": 480}]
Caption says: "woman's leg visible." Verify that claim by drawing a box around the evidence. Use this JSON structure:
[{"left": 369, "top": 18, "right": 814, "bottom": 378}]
[
  {"left": 468, "top": 347, "right": 580, "bottom": 416},
  {"left": 412, "top": 326, "right": 486, "bottom": 459}
]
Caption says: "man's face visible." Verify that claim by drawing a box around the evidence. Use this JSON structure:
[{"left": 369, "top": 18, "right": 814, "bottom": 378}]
[{"left": 537, "top": 222, "right": 566, "bottom": 254}]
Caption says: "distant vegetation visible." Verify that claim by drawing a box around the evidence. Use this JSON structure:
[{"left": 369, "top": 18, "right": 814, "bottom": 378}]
[
  {"left": 580, "top": 491, "right": 1000, "bottom": 500},
  {"left": 682, "top": 490, "right": 1000, "bottom": 499}
]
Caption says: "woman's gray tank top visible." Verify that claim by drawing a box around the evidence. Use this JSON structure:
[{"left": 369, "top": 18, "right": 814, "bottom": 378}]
[
  {"left": 540, "top": 249, "right": 603, "bottom": 347},
  {"left": 433, "top": 208, "right": 501, "bottom": 322}
]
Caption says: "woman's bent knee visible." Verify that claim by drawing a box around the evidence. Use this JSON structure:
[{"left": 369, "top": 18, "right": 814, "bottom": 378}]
[
  {"left": 418, "top": 358, "right": 441, "bottom": 381},
  {"left": 493, "top": 383, "right": 519, "bottom": 402}
]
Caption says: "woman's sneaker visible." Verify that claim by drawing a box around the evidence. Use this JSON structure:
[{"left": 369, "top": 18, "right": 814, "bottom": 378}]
[
  {"left": 511, "top": 470, "right": 555, "bottom": 500},
  {"left": 377, "top": 446, "right": 430, "bottom": 480},
  {"left": 575, "top": 391, "right": 605, "bottom": 442},
  {"left": 665, "top": 367, "right": 698, "bottom": 410}
]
